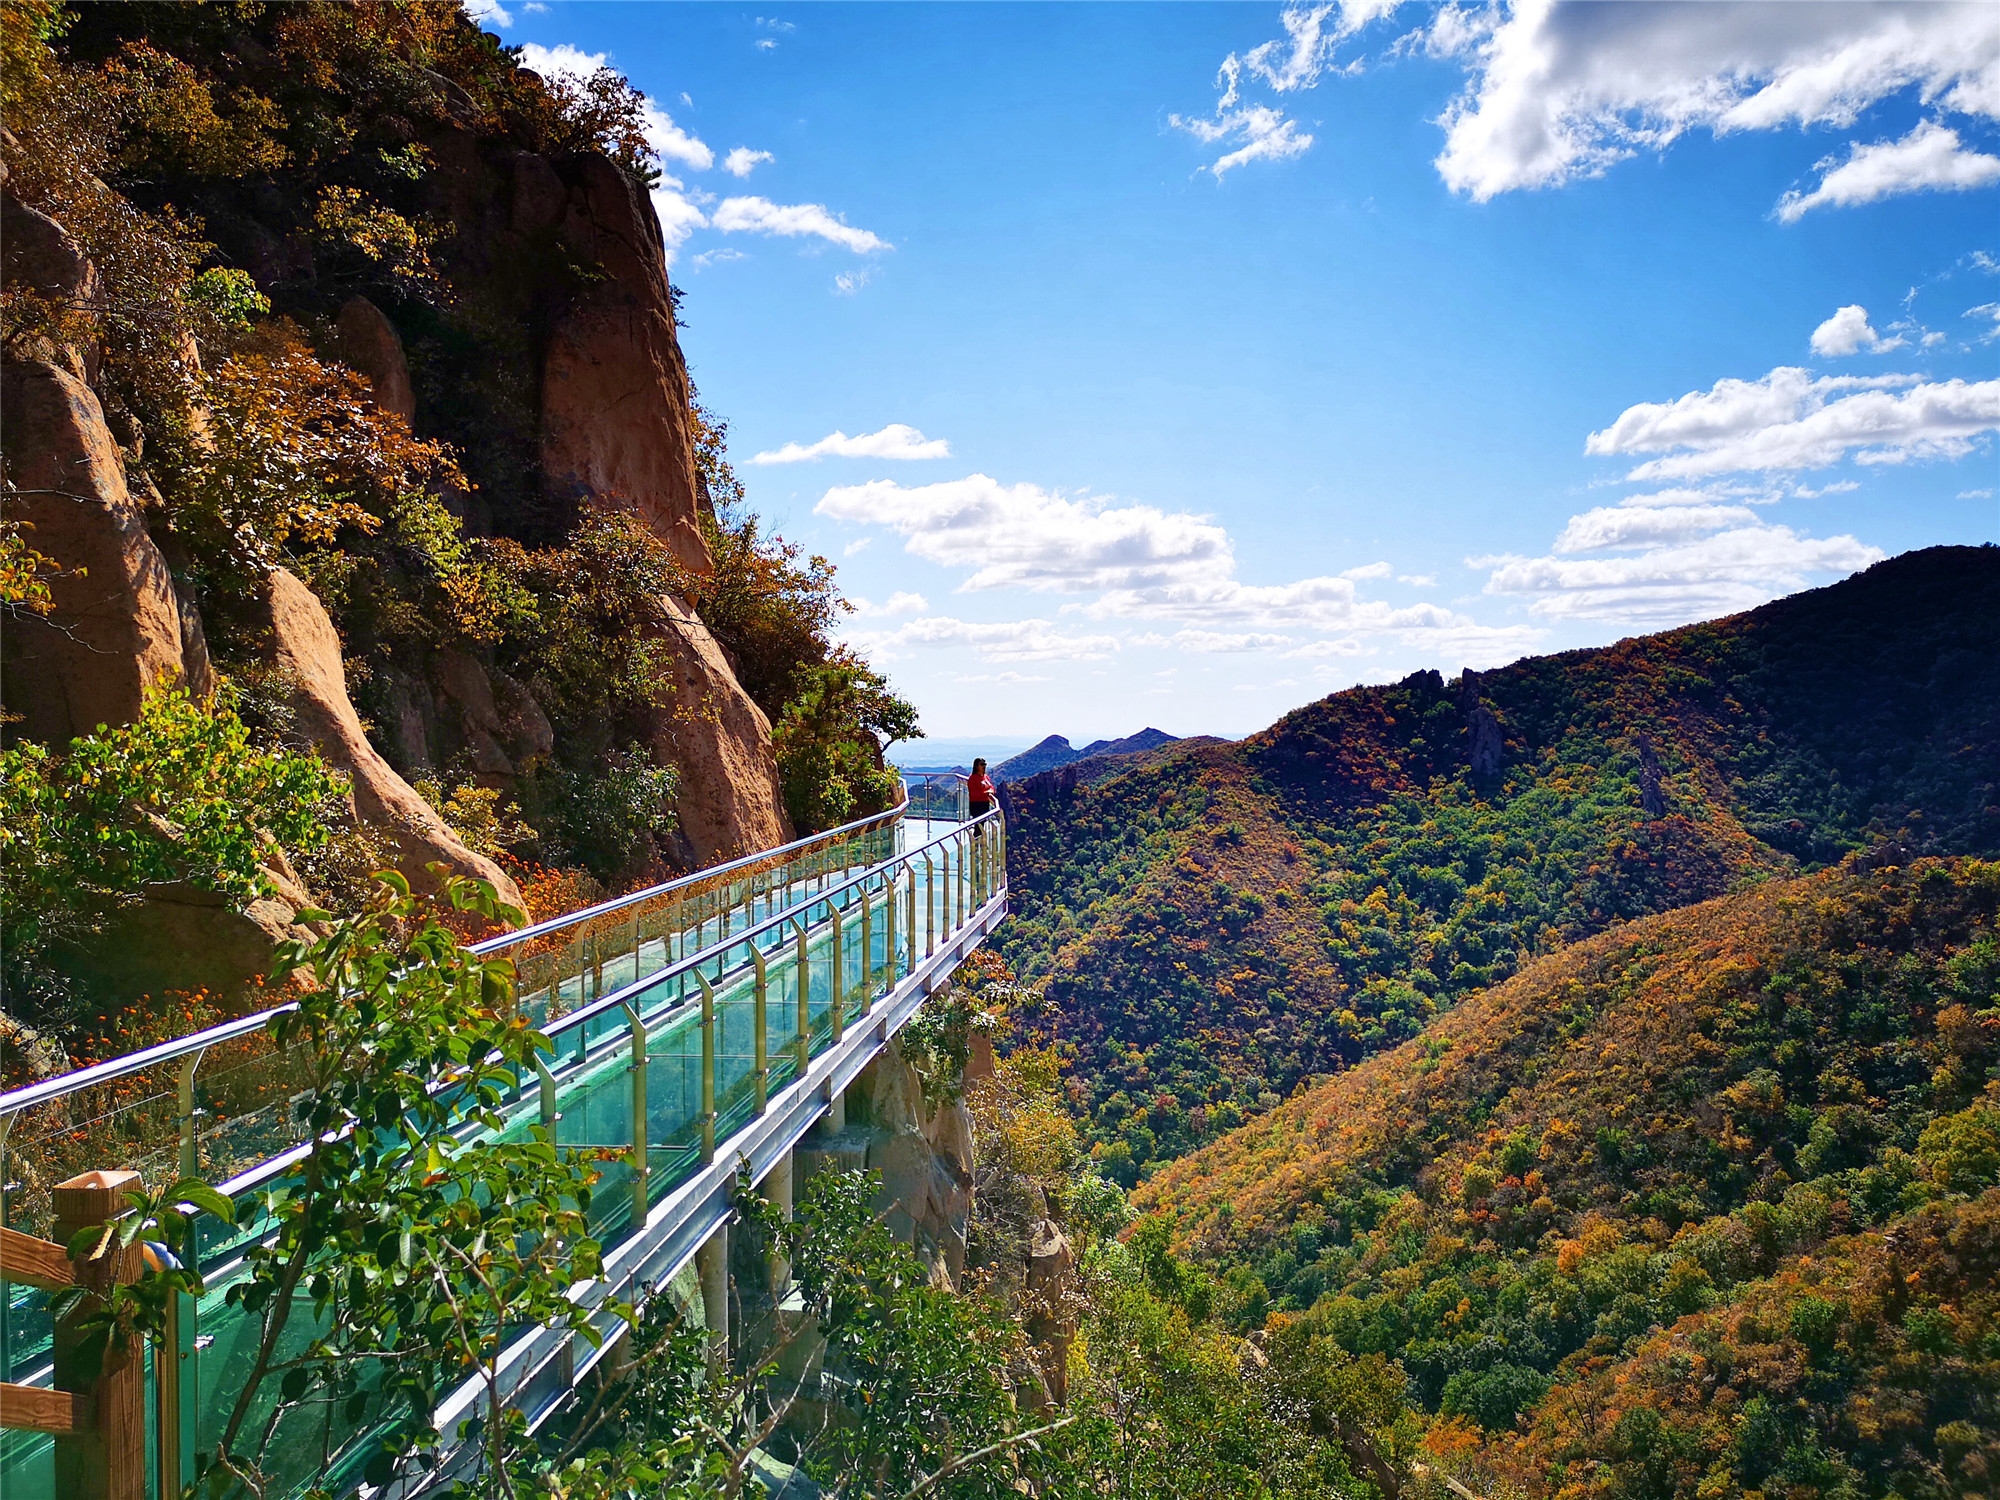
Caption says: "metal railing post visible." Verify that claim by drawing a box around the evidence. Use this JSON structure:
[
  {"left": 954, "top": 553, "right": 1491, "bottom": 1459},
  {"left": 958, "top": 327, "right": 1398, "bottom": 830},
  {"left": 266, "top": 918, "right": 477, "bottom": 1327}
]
[
  {"left": 794, "top": 916, "right": 811, "bottom": 1073},
  {"left": 830, "top": 900, "right": 845, "bottom": 1044},
  {"left": 623, "top": 1001, "right": 648, "bottom": 1224},
  {"left": 534, "top": 1054, "right": 558, "bottom": 1128},
  {"left": 923, "top": 852, "right": 937, "bottom": 957},
  {"left": 859, "top": 881, "right": 874, "bottom": 1015},
  {"left": 751, "top": 943, "right": 769, "bottom": 1114},
  {"left": 906, "top": 866, "right": 918, "bottom": 969},
  {"left": 695, "top": 974, "right": 717, "bottom": 1165}
]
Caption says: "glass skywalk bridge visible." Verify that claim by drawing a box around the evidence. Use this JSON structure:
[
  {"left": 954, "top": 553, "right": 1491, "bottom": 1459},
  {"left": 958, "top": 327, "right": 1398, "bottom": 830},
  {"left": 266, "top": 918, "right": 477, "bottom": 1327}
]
[{"left": 0, "top": 776, "right": 1006, "bottom": 1500}]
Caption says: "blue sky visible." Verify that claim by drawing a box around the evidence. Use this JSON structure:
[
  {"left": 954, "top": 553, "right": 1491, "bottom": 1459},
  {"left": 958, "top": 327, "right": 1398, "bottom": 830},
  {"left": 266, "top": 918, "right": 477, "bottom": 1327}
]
[{"left": 483, "top": 2, "right": 2000, "bottom": 745}]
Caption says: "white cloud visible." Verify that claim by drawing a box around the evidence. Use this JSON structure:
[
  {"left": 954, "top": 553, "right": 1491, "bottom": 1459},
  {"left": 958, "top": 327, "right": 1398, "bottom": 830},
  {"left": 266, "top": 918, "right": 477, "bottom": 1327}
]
[
  {"left": 1340, "top": 560, "right": 1392, "bottom": 579},
  {"left": 834, "top": 269, "right": 872, "bottom": 296},
  {"left": 517, "top": 42, "right": 606, "bottom": 81},
  {"left": 847, "top": 615, "right": 1121, "bottom": 663},
  {"left": 1132, "top": 629, "right": 1296, "bottom": 652},
  {"left": 1243, "top": 4, "right": 1342, "bottom": 92},
  {"left": 1479, "top": 523, "right": 1884, "bottom": 626},
  {"left": 956, "top": 671, "right": 1053, "bottom": 685},
  {"left": 522, "top": 2, "right": 547, "bottom": 12},
  {"left": 816, "top": 474, "right": 1230, "bottom": 593},
  {"left": 1809, "top": 304, "right": 1904, "bottom": 357},
  {"left": 1778, "top": 120, "right": 2000, "bottom": 221},
  {"left": 691, "top": 247, "right": 747, "bottom": 270},
  {"left": 1281, "top": 637, "right": 1365, "bottom": 659},
  {"left": 1961, "top": 487, "right": 1996, "bottom": 499},
  {"left": 818, "top": 470, "right": 1540, "bottom": 664},
  {"left": 848, "top": 591, "right": 928, "bottom": 618},
  {"left": 723, "top": 147, "right": 774, "bottom": 178},
  {"left": 711, "top": 196, "right": 889, "bottom": 252},
  {"left": 753, "top": 424, "right": 950, "bottom": 465},
  {"left": 1171, "top": 103, "right": 1314, "bottom": 178},
  {"left": 1424, "top": 2, "right": 2000, "bottom": 202},
  {"left": 1553, "top": 503, "right": 1761, "bottom": 553},
  {"left": 843, "top": 538, "right": 872, "bottom": 558},
  {"left": 1967, "top": 302, "right": 2000, "bottom": 341},
  {"left": 468, "top": 0, "right": 513, "bottom": 27},
  {"left": 1398, "top": 573, "right": 1437, "bottom": 587},
  {"left": 639, "top": 100, "right": 714, "bottom": 171},
  {"left": 650, "top": 178, "right": 709, "bottom": 264},
  {"left": 1586, "top": 366, "right": 2000, "bottom": 479}
]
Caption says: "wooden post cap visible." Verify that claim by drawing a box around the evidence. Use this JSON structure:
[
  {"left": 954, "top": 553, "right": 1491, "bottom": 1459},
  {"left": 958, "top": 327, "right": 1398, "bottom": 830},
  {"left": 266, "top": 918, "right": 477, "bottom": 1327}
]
[{"left": 53, "top": 1171, "right": 142, "bottom": 1240}]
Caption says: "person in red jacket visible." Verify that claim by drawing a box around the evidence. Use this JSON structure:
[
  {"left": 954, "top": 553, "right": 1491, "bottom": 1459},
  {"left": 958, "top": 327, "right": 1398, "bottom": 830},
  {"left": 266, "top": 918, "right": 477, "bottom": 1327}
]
[{"left": 966, "top": 758, "right": 995, "bottom": 817}]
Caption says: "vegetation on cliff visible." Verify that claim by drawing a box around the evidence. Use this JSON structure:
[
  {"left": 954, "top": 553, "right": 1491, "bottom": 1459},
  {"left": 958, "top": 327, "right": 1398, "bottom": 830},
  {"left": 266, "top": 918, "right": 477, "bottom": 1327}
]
[
  {"left": 1, "top": 0, "right": 915, "bottom": 1030},
  {"left": 1000, "top": 547, "right": 2000, "bottom": 1183}
]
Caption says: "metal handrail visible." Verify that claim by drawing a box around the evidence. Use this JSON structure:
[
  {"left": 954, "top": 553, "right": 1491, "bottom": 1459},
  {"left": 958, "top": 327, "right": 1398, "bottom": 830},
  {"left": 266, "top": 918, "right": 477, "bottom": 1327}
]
[
  {"left": 469, "top": 792, "right": 912, "bottom": 956},
  {"left": 0, "top": 788, "right": 942, "bottom": 1124}
]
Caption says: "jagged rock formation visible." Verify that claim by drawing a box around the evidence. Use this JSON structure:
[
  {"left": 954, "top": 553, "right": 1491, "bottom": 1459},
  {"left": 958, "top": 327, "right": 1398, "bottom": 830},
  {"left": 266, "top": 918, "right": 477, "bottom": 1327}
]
[
  {"left": 332, "top": 296, "right": 415, "bottom": 425},
  {"left": 992, "top": 727, "right": 1183, "bottom": 784},
  {"left": 645, "top": 594, "right": 790, "bottom": 862},
  {"left": 262, "top": 567, "right": 523, "bottom": 913},
  {"left": 0, "top": 360, "right": 189, "bottom": 742},
  {"left": 795, "top": 1034, "right": 975, "bottom": 1287}
]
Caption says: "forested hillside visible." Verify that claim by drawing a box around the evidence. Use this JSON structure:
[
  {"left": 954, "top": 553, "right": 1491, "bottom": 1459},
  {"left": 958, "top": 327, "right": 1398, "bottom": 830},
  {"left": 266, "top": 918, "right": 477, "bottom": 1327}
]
[
  {"left": 999, "top": 546, "right": 2000, "bottom": 1180},
  {"left": 1138, "top": 857, "right": 2000, "bottom": 1497}
]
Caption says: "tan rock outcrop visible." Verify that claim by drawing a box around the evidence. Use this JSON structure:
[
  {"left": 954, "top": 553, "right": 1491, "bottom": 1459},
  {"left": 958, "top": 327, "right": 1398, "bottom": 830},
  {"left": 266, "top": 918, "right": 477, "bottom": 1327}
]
[
  {"left": 646, "top": 593, "right": 791, "bottom": 862},
  {"left": 262, "top": 567, "right": 524, "bottom": 916},
  {"left": 333, "top": 296, "right": 416, "bottom": 424},
  {"left": 0, "top": 361, "right": 188, "bottom": 742},
  {"left": 1, "top": 192, "right": 99, "bottom": 383},
  {"left": 541, "top": 156, "right": 712, "bottom": 576}
]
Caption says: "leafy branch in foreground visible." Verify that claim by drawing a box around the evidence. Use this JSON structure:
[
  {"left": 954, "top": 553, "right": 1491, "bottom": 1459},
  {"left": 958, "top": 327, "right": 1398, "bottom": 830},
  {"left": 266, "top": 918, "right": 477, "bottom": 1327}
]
[{"left": 191, "top": 871, "right": 616, "bottom": 1500}]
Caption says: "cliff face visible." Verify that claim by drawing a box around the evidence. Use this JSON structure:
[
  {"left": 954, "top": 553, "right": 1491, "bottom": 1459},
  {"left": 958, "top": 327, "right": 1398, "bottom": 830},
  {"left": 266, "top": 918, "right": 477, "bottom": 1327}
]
[{"left": 0, "top": 35, "right": 791, "bottom": 996}]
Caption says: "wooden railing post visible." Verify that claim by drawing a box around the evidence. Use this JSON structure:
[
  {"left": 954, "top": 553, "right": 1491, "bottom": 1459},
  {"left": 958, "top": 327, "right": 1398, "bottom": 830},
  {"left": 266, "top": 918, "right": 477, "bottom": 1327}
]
[{"left": 53, "top": 1170, "right": 145, "bottom": 1500}]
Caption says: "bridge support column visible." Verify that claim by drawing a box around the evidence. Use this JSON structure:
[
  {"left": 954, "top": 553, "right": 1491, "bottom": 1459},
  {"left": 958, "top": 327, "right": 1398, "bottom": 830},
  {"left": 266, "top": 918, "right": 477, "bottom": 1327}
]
[
  {"left": 763, "top": 1150, "right": 793, "bottom": 1294},
  {"left": 696, "top": 1224, "right": 729, "bottom": 1377},
  {"left": 819, "top": 1083, "right": 845, "bottom": 1136}
]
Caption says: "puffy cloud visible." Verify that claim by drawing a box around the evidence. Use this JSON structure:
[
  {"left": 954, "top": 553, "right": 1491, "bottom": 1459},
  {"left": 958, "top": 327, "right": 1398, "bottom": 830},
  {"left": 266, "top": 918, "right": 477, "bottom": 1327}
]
[
  {"left": 1586, "top": 366, "right": 2000, "bottom": 478},
  {"left": 711, "top": 196, "right": 890, "bottom": 252},
  {"left": 1480, "top": 523, "right": 1884, "bottom": 625},
  {"left": 468, "top": 0, "right": 513, "bottom": 27},
  {"left": 650, "top": 178, "right": 709, "bottom": 264},
  {"left": 849, "top": 591, "right": 929, "bottom": 618},
  {"left": 1809, "top": 304, "right": 1904, "bottom": 356},
  {"left": 1552, "top": 502, "right": 1761, "bottom": 553},
  {"left": 1170, "top": 103, "right": 1315, "bottom": 177},
  {"left": 816, "top": 474, "right": 1232, "bottom": 593},
  {"left": 1243, "top": 4, "right": 1342, "bottom": 92},
  {"left": 753, "top": 424, "right": 950, "bottom": 465},
  {"left": 1427, "top": 1, "right": 2000, "bottom": 201},
  {"left": 1778, "top": 120, "right": 2000, "bottom": 221},
  {"left": 819, "top": 470, "right": 1539, "bottom": 665},
  {"left": 846, "top": 615, "right": 1121, "bottom": 663},
  {"left": 517, "top": 41, "right": 605, "bottom": 80},
  {"left": 1341, "top": 560, "right": 1393, "bottom": 579},
  {"left": 723, "top": 146, "right": 774, "bottom": 178}
]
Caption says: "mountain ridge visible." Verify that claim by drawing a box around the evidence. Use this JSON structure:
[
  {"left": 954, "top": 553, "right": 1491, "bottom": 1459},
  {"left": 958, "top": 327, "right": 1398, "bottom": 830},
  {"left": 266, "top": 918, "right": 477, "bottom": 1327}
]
[{"left": 998, "top": 546, "right": 2000, "bottom": 1181}]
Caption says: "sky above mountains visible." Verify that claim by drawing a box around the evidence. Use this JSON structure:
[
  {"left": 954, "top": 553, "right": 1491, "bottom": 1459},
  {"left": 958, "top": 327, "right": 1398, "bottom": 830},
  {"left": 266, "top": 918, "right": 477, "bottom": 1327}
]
[{"left": 481, "top": 1, "right": 2000, "bottom": 742}]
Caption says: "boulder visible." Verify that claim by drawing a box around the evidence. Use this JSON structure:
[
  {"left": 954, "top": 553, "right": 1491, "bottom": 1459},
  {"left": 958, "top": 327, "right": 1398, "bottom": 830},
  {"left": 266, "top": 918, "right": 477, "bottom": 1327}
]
[
  {"left": 333, "top": 296, "right": 416, "bottom": 425},
  {"left": 261, "top": 567, "right": 524, "bottom": 916},
  {"left": 0, "top": 361, "right": 188, "bottom": 742},
  {"left": 541, "top": 156, "right": 712, "bottom": 575},
  {"left": 491, "top": 668, "right": 554, "bottom": 768},
  {"left": 1, "top": 192, "right": 98, "bottom": 382},
  {"left": 433, "top": 646, "right": 515, "bottom": 781},
  {"left": 645, "top": 592, "right": 792, "bottom": 862},
  {"left": 48, "top": 881, "right": 304, "bottom": 1013}
]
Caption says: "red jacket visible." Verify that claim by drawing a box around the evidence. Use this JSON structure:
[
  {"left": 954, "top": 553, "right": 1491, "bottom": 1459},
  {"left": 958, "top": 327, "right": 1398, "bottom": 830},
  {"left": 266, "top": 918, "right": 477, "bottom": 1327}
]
[{"left": 967, "top": 772, "right": 995, "bottom": 806}]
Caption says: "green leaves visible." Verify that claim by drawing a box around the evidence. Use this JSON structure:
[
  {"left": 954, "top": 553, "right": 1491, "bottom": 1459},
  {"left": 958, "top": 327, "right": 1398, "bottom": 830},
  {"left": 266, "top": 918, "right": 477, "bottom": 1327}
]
[{"left": 0, "top": 682, "right": 345, "bottom": 959}]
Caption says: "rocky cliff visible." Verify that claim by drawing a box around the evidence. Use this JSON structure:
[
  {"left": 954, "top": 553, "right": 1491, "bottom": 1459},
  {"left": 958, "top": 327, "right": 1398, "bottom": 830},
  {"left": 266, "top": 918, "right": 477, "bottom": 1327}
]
[{"left": 1, "top": 19, "right": 793, "bottom": 1006}]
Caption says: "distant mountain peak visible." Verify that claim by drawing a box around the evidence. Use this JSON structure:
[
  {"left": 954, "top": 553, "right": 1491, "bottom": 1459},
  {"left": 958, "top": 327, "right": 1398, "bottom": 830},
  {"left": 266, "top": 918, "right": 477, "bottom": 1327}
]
[{"left": 992, "top": 728, "right": 1184, "bottom": 783}]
